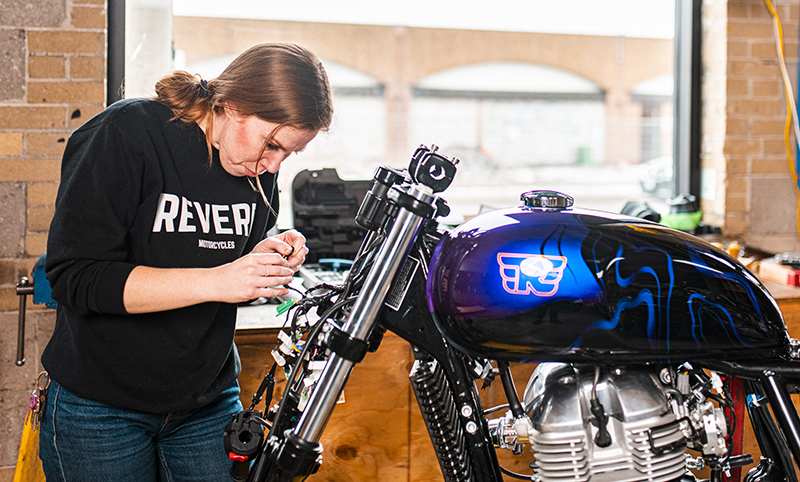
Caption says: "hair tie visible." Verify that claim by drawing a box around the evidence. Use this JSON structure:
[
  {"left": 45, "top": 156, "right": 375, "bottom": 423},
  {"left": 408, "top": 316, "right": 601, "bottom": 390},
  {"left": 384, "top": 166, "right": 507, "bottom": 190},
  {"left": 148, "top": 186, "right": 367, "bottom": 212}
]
[{"left": 199, "top": 78, "right": 209, "bottom": 98}]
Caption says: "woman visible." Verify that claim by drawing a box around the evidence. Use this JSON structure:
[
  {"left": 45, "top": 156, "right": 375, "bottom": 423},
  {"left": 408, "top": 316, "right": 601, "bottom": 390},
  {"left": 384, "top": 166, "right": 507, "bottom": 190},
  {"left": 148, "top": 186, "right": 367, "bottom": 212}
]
[{"left": 39, "top": 43, "right": 333, "bottom": 481}]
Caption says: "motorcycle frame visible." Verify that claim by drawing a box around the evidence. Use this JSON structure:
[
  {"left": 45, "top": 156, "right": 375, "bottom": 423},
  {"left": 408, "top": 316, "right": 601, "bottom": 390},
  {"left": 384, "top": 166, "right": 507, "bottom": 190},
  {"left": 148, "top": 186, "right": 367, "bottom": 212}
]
[
  {"left": 705, "top": 359, "right": 800, "bottom": 469},
  {"left": 245, "top": 150, "right": 800, "bottom": 482},
  {"left": 379, "top": 233, "right": 507, "bottom": 481}
]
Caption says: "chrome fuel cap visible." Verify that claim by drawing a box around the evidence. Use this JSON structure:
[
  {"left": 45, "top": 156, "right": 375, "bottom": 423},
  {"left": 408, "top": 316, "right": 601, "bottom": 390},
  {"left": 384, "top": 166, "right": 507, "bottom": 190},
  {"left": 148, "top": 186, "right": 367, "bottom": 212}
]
[{"left": 521, "top": 190, "right": 574, "bottom": 209}]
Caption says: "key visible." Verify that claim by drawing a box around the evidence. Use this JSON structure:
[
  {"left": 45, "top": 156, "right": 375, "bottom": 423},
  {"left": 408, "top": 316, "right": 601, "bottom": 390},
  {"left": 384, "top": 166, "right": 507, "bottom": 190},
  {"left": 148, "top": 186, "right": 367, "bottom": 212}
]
[
  {"left": 27, "top": 390, "right": 39, "bottom": 428},
  {"left": 36, "top": 386, "right": 47, "bottom": 430},
  {"left": 33, "top": 372, "right": 50, "bottom": 431}
]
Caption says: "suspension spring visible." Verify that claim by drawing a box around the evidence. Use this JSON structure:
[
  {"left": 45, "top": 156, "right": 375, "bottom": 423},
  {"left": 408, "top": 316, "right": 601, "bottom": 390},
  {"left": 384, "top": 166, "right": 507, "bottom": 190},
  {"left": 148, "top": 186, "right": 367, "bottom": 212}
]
[{"left": 410, "top": 357, "right": 474, "bottom": 482}]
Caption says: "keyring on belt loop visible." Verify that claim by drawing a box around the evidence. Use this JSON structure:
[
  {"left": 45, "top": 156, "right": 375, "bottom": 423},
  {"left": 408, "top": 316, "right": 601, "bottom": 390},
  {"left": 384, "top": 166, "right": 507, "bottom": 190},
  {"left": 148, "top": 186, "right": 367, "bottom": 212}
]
[{"left": 37, "top": 371, "right": 50, "bottom": 391}]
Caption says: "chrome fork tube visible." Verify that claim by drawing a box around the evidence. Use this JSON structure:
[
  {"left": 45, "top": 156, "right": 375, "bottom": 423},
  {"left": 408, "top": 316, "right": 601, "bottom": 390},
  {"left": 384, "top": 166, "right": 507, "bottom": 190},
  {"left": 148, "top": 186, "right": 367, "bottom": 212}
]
[{"left": 293, "top": 185, "right": 433, "bottom": 443}]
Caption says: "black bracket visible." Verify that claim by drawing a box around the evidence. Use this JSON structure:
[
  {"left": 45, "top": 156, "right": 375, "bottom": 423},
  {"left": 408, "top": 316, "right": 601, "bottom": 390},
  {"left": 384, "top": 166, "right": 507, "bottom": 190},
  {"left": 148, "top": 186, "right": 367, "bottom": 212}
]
[
  {"left": 327, "top": 326, "right": 369, "bottom": 363},
  {"left": 387, "top": 187, "right": 435, "bottom": 219}
]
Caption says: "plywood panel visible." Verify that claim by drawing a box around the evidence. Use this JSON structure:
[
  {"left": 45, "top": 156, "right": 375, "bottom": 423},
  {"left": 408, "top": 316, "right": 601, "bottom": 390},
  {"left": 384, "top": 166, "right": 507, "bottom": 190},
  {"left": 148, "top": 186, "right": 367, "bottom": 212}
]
[
  {"left": 236, "top": 330, "right": 412, "bottom": 482},
  {"left": 236, "top": 330, "right": 536, "bottom": 482}
]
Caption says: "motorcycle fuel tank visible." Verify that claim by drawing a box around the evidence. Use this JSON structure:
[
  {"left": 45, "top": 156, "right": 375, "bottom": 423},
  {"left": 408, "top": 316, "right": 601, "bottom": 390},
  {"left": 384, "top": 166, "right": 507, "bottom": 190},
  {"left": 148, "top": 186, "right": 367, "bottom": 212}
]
[{"left": 427, "top": 191, "right": 789, "bottom": 362}]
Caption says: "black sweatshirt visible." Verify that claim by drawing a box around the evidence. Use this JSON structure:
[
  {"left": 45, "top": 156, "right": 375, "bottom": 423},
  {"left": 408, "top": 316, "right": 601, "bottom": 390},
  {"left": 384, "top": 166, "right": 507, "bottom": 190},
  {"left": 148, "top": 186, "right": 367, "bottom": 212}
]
[{"left": 43, "top": 98, "right": 278, "bottom": 414}]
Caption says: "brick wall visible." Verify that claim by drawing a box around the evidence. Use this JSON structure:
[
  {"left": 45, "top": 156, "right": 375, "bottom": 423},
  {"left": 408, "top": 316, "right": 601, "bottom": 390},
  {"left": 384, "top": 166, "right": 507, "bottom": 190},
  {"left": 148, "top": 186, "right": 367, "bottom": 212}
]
[
  {"left": 0, "top": 0, "right": 105, "bottom": 477},
  {"left": 702, "top": 0, "right": 800, "bottom": 253},
  {"left": 0, "top": 0, "right": 105, "bottom": 311}
]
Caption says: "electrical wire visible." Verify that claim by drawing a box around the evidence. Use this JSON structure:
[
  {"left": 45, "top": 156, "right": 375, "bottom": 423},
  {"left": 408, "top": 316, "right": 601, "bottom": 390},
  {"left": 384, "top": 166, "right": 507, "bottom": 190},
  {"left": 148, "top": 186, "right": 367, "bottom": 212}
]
[
  {"left": 264, "top": 231, "right": 385, "bottom": 438},
  {"left": 483, "top": 404, "right": 510, "bottom": 416},
  {"left": 764, "top": 0, "right": 800, "bottom": 242},
  {"left": 498, "top": 465, "right": 533, "bottom": 480}
]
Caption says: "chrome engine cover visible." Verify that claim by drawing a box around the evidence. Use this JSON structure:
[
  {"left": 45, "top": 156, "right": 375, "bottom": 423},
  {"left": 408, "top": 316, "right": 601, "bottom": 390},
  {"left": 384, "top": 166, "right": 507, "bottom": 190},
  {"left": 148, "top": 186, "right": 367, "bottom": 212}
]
[{"left": 523, "top": 363, "right": 686, "bottom": 482}]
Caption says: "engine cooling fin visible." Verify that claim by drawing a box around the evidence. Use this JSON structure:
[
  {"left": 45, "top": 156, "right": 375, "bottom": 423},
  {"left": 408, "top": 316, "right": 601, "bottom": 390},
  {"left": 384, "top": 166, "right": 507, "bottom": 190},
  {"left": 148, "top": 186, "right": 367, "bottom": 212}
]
[{"left": 525, "top": 363, "right": 687, "bottom": 482}]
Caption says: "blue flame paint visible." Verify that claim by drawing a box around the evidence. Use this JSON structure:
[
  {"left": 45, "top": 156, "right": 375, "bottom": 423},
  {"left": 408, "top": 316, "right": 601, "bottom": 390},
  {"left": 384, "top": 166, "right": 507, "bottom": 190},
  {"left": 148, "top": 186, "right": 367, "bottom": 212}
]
[{"left": 428, "top": 205, "right": 788, "bottom": 363}]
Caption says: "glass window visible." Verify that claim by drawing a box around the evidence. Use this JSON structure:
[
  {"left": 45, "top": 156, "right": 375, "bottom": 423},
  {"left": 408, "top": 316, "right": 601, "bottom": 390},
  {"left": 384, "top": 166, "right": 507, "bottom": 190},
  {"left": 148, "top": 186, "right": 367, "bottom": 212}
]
[{"left": 126, "top": 0, "right": 677, "bottom": 227}]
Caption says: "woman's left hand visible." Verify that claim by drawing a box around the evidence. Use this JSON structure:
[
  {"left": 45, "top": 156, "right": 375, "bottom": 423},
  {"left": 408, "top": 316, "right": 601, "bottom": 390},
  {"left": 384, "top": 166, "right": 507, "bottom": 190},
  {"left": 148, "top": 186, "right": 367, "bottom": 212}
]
[{"left": 252, "top": 229, "right": 308, "bottom": 272}]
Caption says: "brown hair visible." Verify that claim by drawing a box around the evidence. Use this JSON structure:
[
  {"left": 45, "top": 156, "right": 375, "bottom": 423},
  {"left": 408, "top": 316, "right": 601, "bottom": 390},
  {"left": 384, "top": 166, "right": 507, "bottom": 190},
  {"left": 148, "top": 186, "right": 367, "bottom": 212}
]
[{"left": 154, "top": 42, "right": 333, "bottom": 158}]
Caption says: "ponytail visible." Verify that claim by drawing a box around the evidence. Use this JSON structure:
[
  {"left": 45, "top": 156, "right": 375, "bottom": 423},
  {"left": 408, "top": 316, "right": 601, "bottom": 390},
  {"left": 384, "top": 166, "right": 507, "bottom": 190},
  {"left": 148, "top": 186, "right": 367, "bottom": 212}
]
[{"left": 154, "top": 70, "right": 212, "bottom": 124}]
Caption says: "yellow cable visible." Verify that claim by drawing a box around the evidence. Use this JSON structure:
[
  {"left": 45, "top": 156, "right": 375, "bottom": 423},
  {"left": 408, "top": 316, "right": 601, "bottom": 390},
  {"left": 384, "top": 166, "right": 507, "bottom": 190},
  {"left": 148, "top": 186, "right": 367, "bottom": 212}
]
[{"left": 764, "top": 0, "right": 800, "bottom": 243}]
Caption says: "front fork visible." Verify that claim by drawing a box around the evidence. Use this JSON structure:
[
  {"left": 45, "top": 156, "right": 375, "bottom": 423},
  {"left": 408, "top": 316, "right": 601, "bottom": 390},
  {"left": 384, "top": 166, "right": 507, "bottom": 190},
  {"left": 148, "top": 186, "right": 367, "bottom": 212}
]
[{"left": 247, "top": 184, "right": 435, "bottom": 482}]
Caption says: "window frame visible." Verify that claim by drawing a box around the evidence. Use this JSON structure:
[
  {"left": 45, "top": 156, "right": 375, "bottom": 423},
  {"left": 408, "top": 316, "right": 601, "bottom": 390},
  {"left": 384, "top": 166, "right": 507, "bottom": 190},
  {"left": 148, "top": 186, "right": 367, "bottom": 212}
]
[{"left": 673, "top": 0, "right": 702, "bottom": 199}]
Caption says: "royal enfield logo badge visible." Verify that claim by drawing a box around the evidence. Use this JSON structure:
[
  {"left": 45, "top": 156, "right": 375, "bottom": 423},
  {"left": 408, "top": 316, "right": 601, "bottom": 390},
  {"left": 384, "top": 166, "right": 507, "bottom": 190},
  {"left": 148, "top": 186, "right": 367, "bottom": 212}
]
[{"left": 497, "top": 253, "right": 568, "bottom": 297}]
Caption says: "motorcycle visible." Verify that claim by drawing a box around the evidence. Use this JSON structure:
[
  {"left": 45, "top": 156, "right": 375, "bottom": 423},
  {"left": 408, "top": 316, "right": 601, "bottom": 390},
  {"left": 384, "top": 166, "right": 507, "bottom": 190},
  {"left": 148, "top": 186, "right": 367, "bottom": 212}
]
[{"left": 224, "top": 145, "right": 800, "bottom": 482}]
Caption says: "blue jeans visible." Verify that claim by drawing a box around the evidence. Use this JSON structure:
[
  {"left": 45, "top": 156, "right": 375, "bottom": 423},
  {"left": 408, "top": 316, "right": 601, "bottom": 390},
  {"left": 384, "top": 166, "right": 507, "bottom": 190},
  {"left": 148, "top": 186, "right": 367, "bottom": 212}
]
[{"left": 39, "top": 377, "right": 243, "bottom": 482}]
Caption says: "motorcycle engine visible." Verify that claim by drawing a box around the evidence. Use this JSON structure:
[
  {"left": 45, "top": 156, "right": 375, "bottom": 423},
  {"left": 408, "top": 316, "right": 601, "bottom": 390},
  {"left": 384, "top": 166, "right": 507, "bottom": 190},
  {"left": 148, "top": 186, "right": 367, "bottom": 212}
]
[{"left": 489, "top": 363, "right": 729, "bottom": 482}]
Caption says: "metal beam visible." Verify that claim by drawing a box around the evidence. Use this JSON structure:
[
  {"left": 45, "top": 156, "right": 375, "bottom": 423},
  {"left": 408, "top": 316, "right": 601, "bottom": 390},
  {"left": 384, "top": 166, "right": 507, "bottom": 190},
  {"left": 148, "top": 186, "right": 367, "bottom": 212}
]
[
  {"left": 672, "top": 0, "right": 702, "bottom": 198},
  {"left": 107, "top": 0, "right": 125, "bottom": 105}
]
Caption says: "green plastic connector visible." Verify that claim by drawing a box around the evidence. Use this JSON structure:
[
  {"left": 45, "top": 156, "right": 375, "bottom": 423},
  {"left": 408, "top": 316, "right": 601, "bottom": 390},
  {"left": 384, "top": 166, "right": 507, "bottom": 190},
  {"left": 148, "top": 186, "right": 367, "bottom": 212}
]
[{"left": 276, "top": 300, "right": 296, "bottom": 315}]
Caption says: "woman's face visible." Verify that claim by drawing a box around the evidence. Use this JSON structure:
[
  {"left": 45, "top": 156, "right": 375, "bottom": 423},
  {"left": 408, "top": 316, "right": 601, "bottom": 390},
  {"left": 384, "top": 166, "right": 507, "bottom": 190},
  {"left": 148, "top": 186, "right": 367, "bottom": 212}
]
[{"left": 212, "top": 105, "right": 319, "bottom": 178}]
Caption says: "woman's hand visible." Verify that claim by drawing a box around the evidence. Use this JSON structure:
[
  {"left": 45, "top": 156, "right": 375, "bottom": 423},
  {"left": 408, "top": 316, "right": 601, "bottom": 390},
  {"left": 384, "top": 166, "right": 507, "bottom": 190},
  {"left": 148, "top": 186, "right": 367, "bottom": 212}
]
[
  {"left": 212, "top": 252, "right": 295, "bottom": 303},
  {"left": 122, "top": 252, "right": 295, "bottom": 313},
  {"left": 252, "top": 229, "right": 309, "bottom": 272},
  {"left": 122, "top": 231, "right": 308, "bottom": 314}
]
